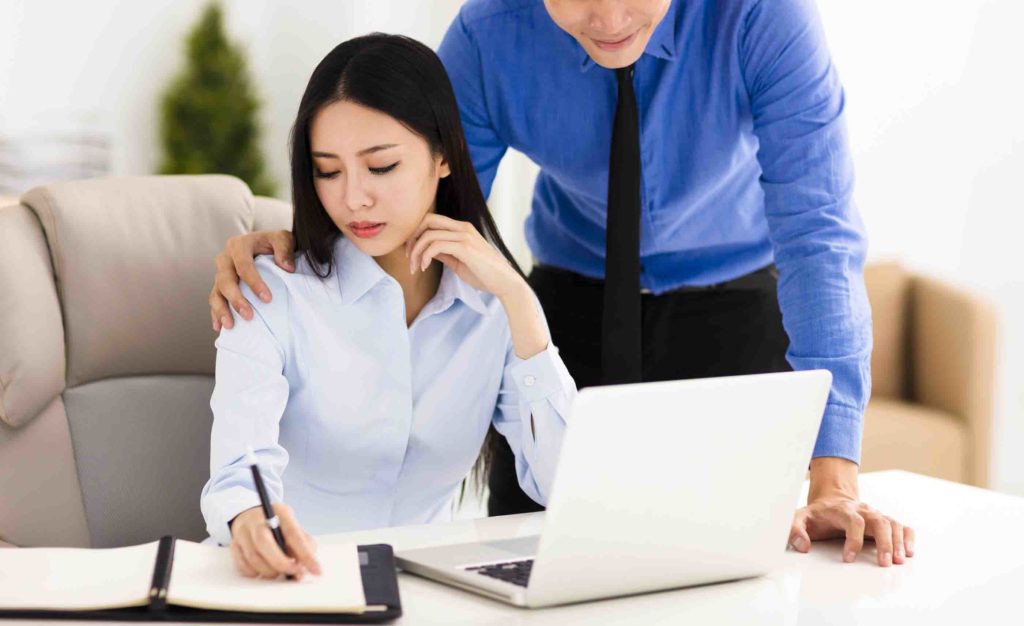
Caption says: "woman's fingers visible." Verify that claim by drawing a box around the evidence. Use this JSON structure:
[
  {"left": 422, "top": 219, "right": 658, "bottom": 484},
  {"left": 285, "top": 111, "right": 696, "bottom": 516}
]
[
  {"left": 410, "top": 213, "right": 473, "bottom": 243},
  {"left": 434, "top": 253, "right": 461, "bottom": 270},
  {"left": 277, "top": 505, "right": 322, "bottom": 576},
  {"left": 420, "top": 240, "right": 465, "bottom": 272},
  {"left": 230, "top": 539, "right": 258, "bottom": 577},
  {"left": 409, "top": 230, "right": 466, "bottom": 273},
  {"left": 238, "top": 533, "right": 282, "bottom": 579},
  {"left": 250, "top": 525, "right": 300, "bottom": 578}
]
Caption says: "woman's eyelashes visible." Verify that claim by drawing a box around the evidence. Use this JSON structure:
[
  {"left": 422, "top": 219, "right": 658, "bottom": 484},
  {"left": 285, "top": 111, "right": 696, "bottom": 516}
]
[
  {"left": 313, "top": 162, "right": 400, "bottom": 179},
  {"left": 369, "top": 162, "right": 400, "bottom": 175}
]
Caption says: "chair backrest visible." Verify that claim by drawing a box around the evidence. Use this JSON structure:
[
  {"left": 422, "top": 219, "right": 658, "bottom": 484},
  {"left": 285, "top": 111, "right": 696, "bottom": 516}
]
[
  {"left": 863, "top": 262, "right": 911, "bottom": 400},
  {"left": 0, "top": 175, "right": 291, "bottom": 548}
]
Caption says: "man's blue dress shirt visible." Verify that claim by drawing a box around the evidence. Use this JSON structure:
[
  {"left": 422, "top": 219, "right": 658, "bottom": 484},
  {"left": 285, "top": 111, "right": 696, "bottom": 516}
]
[{"left": 438, "top": 0, "right": 871, "bottom": 463}]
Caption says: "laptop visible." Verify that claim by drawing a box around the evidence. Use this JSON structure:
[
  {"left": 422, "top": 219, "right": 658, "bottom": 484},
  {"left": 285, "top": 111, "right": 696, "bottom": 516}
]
[{"left": 395, "top": 369, "right": 832, "bottom": 608}]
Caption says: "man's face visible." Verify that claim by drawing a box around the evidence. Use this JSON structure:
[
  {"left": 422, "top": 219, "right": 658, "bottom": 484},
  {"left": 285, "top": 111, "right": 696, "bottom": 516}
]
[{"left": 544, "top": 0, "right": 672, "bottom": 69}]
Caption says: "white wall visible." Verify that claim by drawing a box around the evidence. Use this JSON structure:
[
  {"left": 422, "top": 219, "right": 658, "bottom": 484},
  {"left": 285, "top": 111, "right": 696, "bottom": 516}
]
[
  {"left": 0, "top": 0, "right": 464, "bottom": 187},
  {"left": 2, "top": 0, "right": 1021, "bottom": 495},
  {"left": 815, "top": 0, "right": 1024, "bottom": 495}
]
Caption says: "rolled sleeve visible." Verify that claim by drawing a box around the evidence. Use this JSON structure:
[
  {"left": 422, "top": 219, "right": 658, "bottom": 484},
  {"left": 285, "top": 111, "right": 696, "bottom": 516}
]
[
  {"left": 741, "top": 0, "right": 871, "bottom": 464},
  {"left": 812, "top": 403, "right": 863, "bottom": 463}
]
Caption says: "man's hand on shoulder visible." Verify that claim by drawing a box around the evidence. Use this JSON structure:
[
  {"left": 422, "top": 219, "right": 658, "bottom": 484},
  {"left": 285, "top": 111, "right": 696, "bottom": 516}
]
[{"left": 210, "top": 230, "right": 296, "bottom": 331}]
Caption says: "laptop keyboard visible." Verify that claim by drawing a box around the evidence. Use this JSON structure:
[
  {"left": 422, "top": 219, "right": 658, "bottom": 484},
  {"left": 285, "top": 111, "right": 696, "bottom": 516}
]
[{"left": 464, "top": 558, "right": 534, "bottom": 587}]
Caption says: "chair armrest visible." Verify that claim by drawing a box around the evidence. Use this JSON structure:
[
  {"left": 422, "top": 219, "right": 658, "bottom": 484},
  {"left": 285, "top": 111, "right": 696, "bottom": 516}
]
[{"left": 909, "top": 274, "right": 998, "bottom": 487}]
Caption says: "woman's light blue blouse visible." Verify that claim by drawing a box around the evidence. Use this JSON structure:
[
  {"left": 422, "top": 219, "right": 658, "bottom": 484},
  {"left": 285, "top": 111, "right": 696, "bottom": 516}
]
[{"left": 200, "top": 236, "right": 576, "bottom": 546}]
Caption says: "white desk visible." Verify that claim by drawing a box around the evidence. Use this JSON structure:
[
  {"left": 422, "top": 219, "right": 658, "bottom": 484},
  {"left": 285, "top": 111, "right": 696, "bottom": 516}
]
[
  {"left": 4, "top": 471, "right": 1021, "bottom": 625},
  {"left": 322, "top": 470, "right": 1024, "bottom": 625}
]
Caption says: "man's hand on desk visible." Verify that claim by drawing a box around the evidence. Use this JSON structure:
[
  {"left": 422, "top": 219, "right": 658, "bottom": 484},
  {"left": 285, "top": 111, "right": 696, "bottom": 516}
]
[{"left": 788, "top": 457, "right": 916, "bottom": 568}]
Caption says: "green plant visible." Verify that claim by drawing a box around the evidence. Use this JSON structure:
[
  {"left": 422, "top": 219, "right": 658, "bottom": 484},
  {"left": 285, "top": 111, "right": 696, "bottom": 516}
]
[{"left": 158, "top": 1, "right": 276, "bottom": 196}]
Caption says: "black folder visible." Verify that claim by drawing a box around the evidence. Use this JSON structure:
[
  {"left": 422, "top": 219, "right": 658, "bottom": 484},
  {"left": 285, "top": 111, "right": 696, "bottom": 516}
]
[{"left": 0, "top": 539, "right": 401, "bottom": 623}]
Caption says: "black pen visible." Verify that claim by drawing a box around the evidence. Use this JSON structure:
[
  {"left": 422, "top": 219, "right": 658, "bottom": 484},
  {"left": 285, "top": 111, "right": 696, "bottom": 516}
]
[{"left": 245, "top": 445, "right": 296, "bottom": 580}]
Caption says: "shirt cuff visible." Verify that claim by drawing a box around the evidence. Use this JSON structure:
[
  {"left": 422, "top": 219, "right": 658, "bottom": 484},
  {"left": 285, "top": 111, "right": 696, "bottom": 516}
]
[
  {"left": 508, "top": 341, "right": 567, "bottom": 404},
  {"left": 810, "top": 402, "right": 863, "bottom": 464},
  {"left": 202, "top": 486, "right": 262, "bottom": 547}
]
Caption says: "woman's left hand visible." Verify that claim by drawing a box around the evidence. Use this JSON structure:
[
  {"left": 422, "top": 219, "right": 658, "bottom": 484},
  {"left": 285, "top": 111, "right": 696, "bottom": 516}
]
[{"left": 406, "top": 213, "right": 525, "bottom": 300}]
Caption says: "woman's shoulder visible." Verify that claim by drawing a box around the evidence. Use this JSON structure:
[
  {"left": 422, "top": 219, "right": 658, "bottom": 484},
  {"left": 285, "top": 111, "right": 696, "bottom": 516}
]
[
  {"left": 243, "top": 255, "right": 295, "bottom": 307},
  {"left": 249, "top": 252, "right": 335, "bottom": 295},
  {"left": 242, "top": 253, "right": 328, "bottom": 318}
]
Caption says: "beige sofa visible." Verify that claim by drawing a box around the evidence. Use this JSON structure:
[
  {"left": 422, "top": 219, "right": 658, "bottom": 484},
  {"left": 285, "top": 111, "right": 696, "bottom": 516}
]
[
  {"left": 860, "top": 263, "right": 997, "bottom": 487},
  {"left": 0, "top": 175, "right": 290, "bottom": 548},
  {"left": 0, "top": 175, "right": 998, "bottom": 548}
]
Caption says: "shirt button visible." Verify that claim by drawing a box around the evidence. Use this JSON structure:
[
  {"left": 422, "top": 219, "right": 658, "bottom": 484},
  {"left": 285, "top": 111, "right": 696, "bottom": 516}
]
[{"left": 523, "top": 375, "right": 536, "bottom": 387}]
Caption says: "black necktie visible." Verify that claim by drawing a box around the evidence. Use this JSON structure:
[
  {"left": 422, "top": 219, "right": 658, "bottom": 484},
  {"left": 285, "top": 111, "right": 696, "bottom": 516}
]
[{"left": 601, "top": 65, "right": 643, "bottom": 385}]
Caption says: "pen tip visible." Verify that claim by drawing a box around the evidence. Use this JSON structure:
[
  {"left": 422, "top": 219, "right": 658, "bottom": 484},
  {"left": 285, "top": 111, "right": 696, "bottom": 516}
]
[{"left": 244, "top": 444, "right": 258, "bottom": 466}]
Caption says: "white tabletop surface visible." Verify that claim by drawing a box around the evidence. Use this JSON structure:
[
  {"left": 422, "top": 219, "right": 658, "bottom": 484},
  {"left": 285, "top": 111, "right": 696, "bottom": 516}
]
[{"left": 4, "top": 470, "right": 1021, "bottom": 625}]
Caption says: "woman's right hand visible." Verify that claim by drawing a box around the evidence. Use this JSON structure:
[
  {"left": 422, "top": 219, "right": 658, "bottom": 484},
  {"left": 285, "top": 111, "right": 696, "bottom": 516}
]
[
  {"left": 210, "top": 230, "right": 296, "bottom": 332},
  {"left": 229, "top": 503, "right": 322, "bottom": 580}
]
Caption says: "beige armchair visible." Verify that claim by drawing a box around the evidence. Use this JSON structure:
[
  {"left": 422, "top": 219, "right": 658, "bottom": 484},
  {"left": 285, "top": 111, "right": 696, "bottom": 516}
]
[
  {"left": 0, "top": 175, "right": 290, "bottom": 548},
  {"left": 861, "top": 263, "right": 998, "bottom": 487}
]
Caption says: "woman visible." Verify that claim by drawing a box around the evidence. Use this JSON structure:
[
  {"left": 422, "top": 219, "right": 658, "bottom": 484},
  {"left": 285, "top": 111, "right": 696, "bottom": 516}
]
[{"left": 199, "top": 34, "right": 576, "bottom": 580}]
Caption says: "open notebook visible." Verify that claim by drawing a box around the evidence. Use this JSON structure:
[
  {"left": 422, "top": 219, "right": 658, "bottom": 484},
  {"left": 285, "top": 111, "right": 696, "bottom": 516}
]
[{"left": 0, "top": 536, "right": 401, "bottom": 623}]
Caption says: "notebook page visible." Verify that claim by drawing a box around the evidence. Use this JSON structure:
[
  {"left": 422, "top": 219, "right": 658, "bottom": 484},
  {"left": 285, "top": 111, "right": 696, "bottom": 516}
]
[
  {"left": 0, "top": 541, "right": 157, "bottom": 610},
  {"left": 167, "top": 540, "right": 366, "bottom": 613}
]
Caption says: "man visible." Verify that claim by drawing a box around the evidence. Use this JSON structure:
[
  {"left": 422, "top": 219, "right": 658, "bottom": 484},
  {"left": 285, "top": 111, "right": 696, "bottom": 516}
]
[{"left": 209, "top": 0, "right": 913, "bottom": 567}]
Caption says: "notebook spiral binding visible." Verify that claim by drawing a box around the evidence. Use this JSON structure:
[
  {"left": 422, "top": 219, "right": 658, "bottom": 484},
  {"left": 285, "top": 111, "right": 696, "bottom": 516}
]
[{"left": 147, "top": 536, "right": 176, "bottom": 612}]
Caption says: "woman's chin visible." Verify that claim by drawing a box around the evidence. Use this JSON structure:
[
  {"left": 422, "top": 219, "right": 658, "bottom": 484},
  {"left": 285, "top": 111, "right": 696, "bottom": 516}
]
[{"left": 345, "top": 231, "right": 403, "bottom": 258}]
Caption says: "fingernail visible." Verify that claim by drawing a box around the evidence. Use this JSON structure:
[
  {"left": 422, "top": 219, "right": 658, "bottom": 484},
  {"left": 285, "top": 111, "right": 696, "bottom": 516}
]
[
  {"left": 897, "top": 547, "right": 905, "bottom": 559},
  {"left": 844, "top": 551, "right": 856, "bottom": 562},
  {"left": 882, "top": 552, "right": 892, "bottom": 567},
  {"left": 791, "top": 537, "right": 806, "bottom": 551},
  {"left": 284, "top": 261, "right": 294, "bottom": 269},
  {"left": 906, "top": 541, "right": 914, "bottom": 554},
  {"left": 220, "top": 316, "right": 231, "bottom": 329},
  {"left": 259, "top": 291, "right": 271, "bottom": 303}
]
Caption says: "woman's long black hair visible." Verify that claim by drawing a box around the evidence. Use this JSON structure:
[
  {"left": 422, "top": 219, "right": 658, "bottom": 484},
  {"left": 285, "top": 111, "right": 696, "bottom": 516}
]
[{"left": 289, "top": 33, "right": 523, "bottom": 498}]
